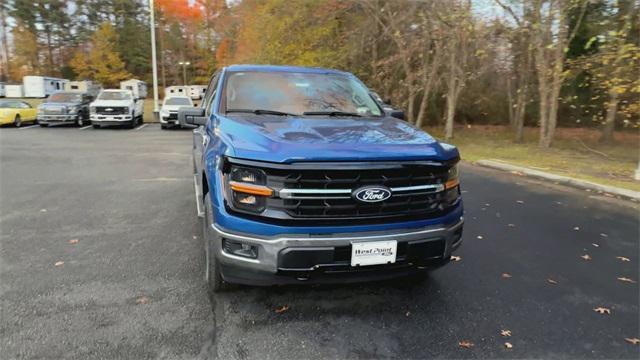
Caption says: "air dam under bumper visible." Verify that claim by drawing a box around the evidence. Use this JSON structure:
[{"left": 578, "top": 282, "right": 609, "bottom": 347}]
[
  {"left": 211, "top": 217, "right": 464, "bottom": 286},
  {"left": 38, "top": 114, "right": 79, "bottom": 124}
]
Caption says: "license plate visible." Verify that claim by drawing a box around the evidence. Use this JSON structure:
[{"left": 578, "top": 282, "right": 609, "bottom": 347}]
[{"left": 350, "top": 240, "right": 397, "bottom": 267}]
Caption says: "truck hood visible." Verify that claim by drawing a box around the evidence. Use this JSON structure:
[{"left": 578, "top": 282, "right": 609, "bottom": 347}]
[
  {"left": 161, "top": 105, "right": 185, "bottom": 112},
  {"left": 218, "top": 115, "right": 459, "bottom": 163},
  {"left": 40, "top": 102, "right": 79, "bottom": 108},
  {"left": 90, "top": 100, "right": 132, "bottom": 107}
]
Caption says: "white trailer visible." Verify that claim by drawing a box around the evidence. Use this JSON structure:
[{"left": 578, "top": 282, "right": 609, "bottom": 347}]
[
  {"left": 23, "top": 76, "right": 68, "bottom": 98},
  {"left": 5, "top": 85, "right": 24, "bottom": 98},
  {"left": 165, "top": 86, "right": 189, "bottom": 98},
  {"left": 120, "top": 79, "right": 147, "bottom": 99},
  {"left": 65, "top": 80, "right": 102, "bottom": 97},
  {"left": 0, "top": 83, "right": 5, "bottom": 97},
  {"left": 188, "top": 85, "right": 207, "bottom": 100}
]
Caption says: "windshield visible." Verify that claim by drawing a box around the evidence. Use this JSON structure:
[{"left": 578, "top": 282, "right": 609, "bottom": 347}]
[
  {"left": 164, "top": 97, "right": 191, "bottom": 106},
  {"left": 48, "top": 93, "right": 82, "bottom": 103},
  {"left": 224, "top": 71, "right": 382, "bottom": 117},
  {"left": 98, "top": 92, "right": 132, "bottom": 101}
]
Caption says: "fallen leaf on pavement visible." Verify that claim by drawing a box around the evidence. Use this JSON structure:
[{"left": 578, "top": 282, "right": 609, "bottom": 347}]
[
  {"left": 275, "top": 305, "right": 289, "bottom": 314},
  {"left": 507, "top": 223, "right": 516, "bottom": 228},
  {"left": 547, "top": 278, "right": 558, "bottom": 284},
  {"left": 516, "top": 200, "right": 524, "bottom": 204},
  {"left": 54, "top": 261, "right": 64, "bottom": 267},
  {"left": 617, "top": 277, "right": 636, "bottom": 284},
  {"left": 500, "top": 330, "right": 512, "bottom": 337},
  {"left": 477, "top": 235, "right": 484, "bottom": 240},
  {"left": 573, "top": 226, "right": 580, "bottom": 231},
  {"left": 68, "top": 239, "right": 79, "bottom": 244},
  {"left": 405, "top": 311, "right": 411, "bottom": 317},
  {"left": 40, "top": 209, "right": 47, "bottom": 212},
  {"left": 501, "top": 273, "right": 512, "bottom": 279},
  {"left": 136, "top": 296, "right": 150, "bottom": 305},
  {"left": 625, "top": 338, "right": 640, "bottom": 345},
  {"left": 593, "top": 307, "right": 611, "bottom": 315},
  {"left": 592, "top": 243, "right": 599, "bottom": 247},
  {"left": 600, "top": 233, "right": 608, "bottom": 238},
  {"left": 451, "top": 256, "right": 462, "bottom": 262},
  {"left": 581, "top": 254, "right": 592, "bottom": 261},
  {"left": 504, "top": 342, "right": 513, "bottom": 349},
  {"left": 616, "top": 256, "right": 630, "bottom": 262},
  {"left": 458, "top": 340, "right": 474, "bottom": 349},
  {"left": 192, "top": 236, "right": 197, "bottom": 240}
]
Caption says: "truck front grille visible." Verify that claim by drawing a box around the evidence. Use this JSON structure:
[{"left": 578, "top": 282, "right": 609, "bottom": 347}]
[
  {"left": 96, "top": 106, "right": 128, "bottom": 115},
  {"left": 222, "top": 161, "right": 458, "bottom": 224}
]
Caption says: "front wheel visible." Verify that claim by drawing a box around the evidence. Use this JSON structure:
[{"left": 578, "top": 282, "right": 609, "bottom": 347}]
[
  {"left": 92, "top": 124, "right": 100, "bottom": 129},
  {"left": 76, "top": 115, "right": 87, "bottom": 127},
  {"left": 14, "top": 115, "right": 21, "bottom": 128},
  {"left": 203, "top": 195, "right": 226, "bottom": 293}
]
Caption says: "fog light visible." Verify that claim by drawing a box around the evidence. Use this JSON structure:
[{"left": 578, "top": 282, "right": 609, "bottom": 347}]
[{"left": 223, "top": 239, "right": 258, "bottom": 259}]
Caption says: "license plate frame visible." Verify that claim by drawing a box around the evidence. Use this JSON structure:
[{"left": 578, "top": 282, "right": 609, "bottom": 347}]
[{"left": 350, "top": 240, "right": 397, "bottom": 267}]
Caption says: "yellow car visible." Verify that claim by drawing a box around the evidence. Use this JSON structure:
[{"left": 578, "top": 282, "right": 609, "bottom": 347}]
[{"left": 0, "top": 100, "right": 38, "bottom": 127}]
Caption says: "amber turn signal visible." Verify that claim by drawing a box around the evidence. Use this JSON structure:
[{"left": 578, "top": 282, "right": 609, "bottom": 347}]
[
  {"left": 229, "top": 181, "right": 274, "bottom": 196},
  {"left": 445, "top": 178, "right": 460, "bottom": 189}
]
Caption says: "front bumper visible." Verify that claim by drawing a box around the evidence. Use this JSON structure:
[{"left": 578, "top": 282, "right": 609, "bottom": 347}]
[
  {"left": 211, "top": 217, "right": 464, "bottom": 286},
  {"left": 160, "top": 115, "right": 179, "bottom": 125},
  {"left": 91, "top": 114, "right": 132, "bottom": 122},
  {"left": 38, "top": 114, "right": 79, "bottom": 124}
]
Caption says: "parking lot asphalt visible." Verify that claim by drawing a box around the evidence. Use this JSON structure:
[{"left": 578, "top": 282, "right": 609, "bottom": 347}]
[{"left": 1, "top": 124, "right": 638, "bottom": 359}]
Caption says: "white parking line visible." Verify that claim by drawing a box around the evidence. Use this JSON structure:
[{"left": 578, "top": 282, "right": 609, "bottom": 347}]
[
  {"left": 79, "top": 125, "right": 92, "bottom": 130},
  {"left": 133, "top": 124, "right": 148, "bottom": 131},
  {"left": 18, "top": 125, "right": 39, "bottom": 130}
]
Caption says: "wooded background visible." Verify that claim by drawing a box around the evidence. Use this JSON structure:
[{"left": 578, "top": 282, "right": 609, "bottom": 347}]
[{"left": 0, "top": 0, "right": 638, "bottom": 147}]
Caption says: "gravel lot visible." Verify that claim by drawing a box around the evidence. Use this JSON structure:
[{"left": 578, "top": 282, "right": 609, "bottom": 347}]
[{"left": 1, "top": 124, "right": 638, "bottom": 359}]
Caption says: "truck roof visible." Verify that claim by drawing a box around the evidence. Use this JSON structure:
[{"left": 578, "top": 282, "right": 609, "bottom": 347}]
[{"left": 224, "top": 64, "right": 348, "bottom": 76}]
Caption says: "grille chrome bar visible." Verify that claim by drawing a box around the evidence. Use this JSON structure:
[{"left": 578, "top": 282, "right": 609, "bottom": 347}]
[{"left": 278, "top": 184, "right": 444, "bottom": 200}]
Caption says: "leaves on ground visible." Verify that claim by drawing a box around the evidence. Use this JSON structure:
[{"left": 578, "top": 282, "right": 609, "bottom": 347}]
[
  {"left": 500, "top": 329, "right": 512, "bottom": 337},
  {"left": 68, "top": 239, "right": 79, "bottom": 244},
  {"left": 573, "top": 226, "right": 580, "bottom": 231},
  {"left": 617, "top": 277, "right": 636, "bottom": 284},
  {"left": 507, "top": 223, "right": 516, "bottom": 228},
  {"left": 477, "top": 235, "right": 484, "bottom": 240},
  {"left": 593, "top": 307, "right": 611, "bottom": 315},
  {"left": 581, "top": 254, "right": 592, "bottom": 261},
  {"left": 516, "top": 200, "right": 524, "bottom": 204},
  {"left": 40, "top": 209, "right": 47, "bottom": 212},
  {"left": 501, "top": 273, "right": 512, "bottom": 279},
  {"left": 504, "top": 342, "right": 513, "bottom": 349},
  {"left": 625, "top": 338, "right": 640, "bottom": 345},
  {"left": 458, "top": 340, "right": 474, "bottom": 349},
  {"left": 54, "top": 261, "right": 64, "bottom": 267},
  {"left": 405, "top": 311, "right": 411, "bottom": 317},
  {"left": 591, "top": 243, "right": 599, "bottom": 247},
  {"left": 451, "top": 256, "right": 462, "bottom": 262},
  {"left": 547, "top": 278, "right": 558, "bottom": 284},
  {"left": 600, "top": 233, "right": 608, "bottom": 238},
  {"left": 275, "top": 305, "right": 289, "bottom": 314},
  {"left": 136, "top": 296, "right": 150, "bottom": 305},
  {"left": 616, "top": 256, "right": 631, "bottom": 262}
]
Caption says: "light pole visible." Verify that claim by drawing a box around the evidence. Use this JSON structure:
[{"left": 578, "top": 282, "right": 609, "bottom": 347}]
[
  {"left": 178, "top": 61, "right": 190, "bottom": 86},
  {"left": 149, "top": 0, "right": 160, "bottom": 122}
]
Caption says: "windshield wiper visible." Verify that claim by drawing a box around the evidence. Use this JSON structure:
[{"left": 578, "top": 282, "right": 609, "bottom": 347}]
[
  {"left": 302, "top": 111, "right": 362, "bottom": 117},
  {"left": 226, "top": 109, "right": 296, "bottom": 116}
]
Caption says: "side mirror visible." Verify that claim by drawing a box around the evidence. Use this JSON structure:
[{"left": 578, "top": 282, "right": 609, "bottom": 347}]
[
  {"left": 179, "top": 107, "right": 207, "bottom": 126},
  {"left": 389, "top": 110, "right": 405, "bottom": 121}
]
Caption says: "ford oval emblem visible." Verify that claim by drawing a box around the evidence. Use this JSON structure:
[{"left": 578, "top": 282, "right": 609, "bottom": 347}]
[{"left": 353, "top": 186, "right": 392, "bottom": 203}]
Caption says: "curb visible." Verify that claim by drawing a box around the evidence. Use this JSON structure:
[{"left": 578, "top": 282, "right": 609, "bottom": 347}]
[{"left": 475, "top": 159, "right": 640, "bottom": 201}]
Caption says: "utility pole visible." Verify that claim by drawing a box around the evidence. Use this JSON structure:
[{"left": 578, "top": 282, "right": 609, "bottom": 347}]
[
  {"left": 179, "top": 61, "right": 191, "bottom": 86},
  {"left": 149, "top": 0, "right": 160, "bottom": 122}
]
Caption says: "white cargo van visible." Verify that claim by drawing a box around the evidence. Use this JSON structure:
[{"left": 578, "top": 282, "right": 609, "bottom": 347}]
[
  {"left": 165, "top": 86, "right": 189, "bottom": 97},
  {"left": 23, "top": 76, "right": 68, "bottom": 98},
  {"left": 65, "top": 81, "right": 102, "bottom": 97},
  {"left": 120, "top": 79, "right": 147, "bottom": 99}
]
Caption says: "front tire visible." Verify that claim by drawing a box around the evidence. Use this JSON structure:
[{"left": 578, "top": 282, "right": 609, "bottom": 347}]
[
  {"left": 14, "top": 115, "right": 21, "bottom": 128},
  {"left": 92, "top": 124, "right": 100, "bottom": 129},
  {"left": 203, "top": 194, "right": 226, "bottom": 293}
]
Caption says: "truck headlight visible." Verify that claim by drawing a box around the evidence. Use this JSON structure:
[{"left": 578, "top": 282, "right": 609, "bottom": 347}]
[
  {"left": 226, "top": 166, "right": 271, "bottom": 213},
  {"left": 443, "top": 164, "right": 460, "bottom": 205},
  {"left": 68, "top": 106, "right": 79, "bottom": 114}
]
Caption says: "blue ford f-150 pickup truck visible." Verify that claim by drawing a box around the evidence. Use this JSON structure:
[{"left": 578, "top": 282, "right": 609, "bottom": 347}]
[{"left": 179, "top": 65, "right": 463, "bottom": 292}]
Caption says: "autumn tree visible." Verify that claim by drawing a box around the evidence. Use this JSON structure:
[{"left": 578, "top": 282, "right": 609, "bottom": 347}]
[{"left": 70, "top": 22, "right": 131, "bottom": 87}]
